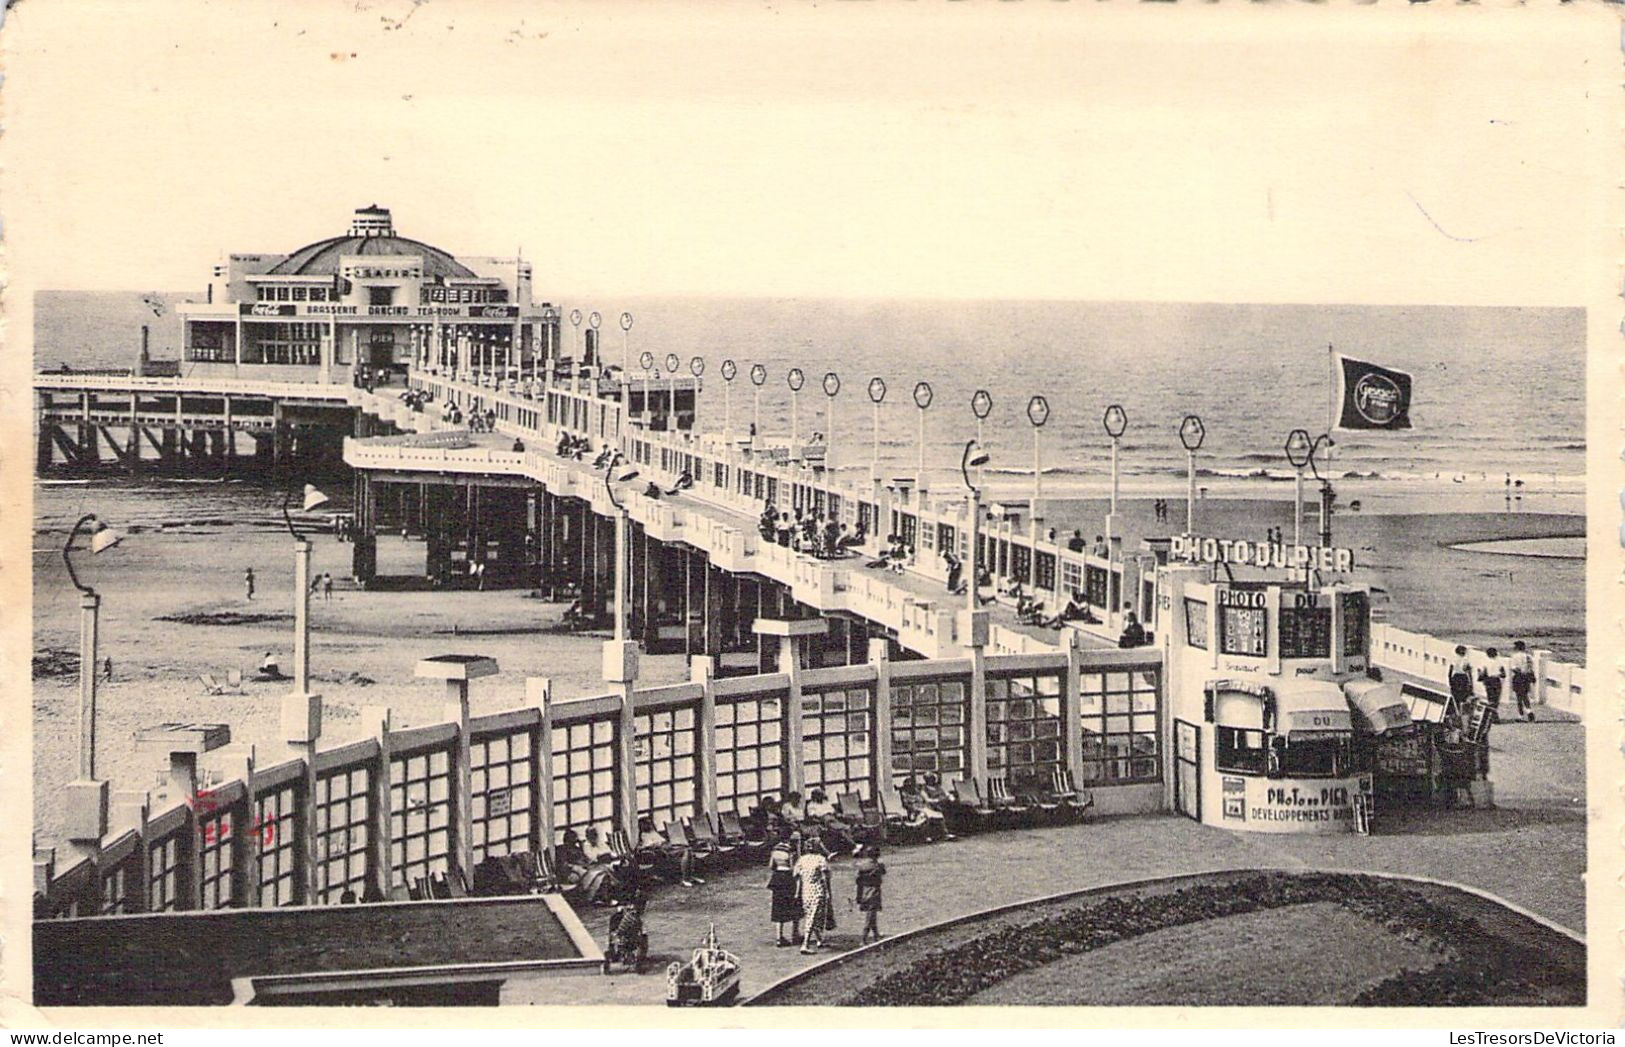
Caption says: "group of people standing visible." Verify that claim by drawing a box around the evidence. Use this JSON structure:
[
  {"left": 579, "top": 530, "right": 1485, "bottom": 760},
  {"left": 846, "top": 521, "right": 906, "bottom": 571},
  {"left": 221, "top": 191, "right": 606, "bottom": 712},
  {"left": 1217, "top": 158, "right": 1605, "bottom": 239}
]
[{"left": 766, "top": 835, "right": 887, "bottom": 954}]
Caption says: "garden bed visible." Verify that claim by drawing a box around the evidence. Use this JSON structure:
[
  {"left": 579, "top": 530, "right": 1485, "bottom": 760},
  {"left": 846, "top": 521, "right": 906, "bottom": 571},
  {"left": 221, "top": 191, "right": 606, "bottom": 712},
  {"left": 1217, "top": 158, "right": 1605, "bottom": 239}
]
[{"left": 749, "top": 871, "right": 1583, "bottom": 1007}]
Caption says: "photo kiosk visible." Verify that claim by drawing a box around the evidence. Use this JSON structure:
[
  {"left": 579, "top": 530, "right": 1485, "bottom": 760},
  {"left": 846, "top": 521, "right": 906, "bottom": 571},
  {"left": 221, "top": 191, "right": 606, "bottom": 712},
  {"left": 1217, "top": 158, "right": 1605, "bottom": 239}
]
[{"left": 1158, "top": 545, "right": 1378, "bottom": 835}]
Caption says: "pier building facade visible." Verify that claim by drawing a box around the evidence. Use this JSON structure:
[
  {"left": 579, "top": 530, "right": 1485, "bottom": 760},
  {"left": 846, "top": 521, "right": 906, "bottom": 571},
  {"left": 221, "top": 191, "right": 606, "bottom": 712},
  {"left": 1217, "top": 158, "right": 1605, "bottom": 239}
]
[{"left": 178, "top": 206, "right": 561, "bottom": 386}]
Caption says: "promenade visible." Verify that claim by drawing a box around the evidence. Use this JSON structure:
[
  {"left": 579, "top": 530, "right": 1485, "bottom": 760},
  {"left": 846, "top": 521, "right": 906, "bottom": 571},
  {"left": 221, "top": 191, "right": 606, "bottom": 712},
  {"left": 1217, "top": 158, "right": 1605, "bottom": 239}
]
[{"left": 521, "top": 710, "right": 1584, "bottom": 1006}]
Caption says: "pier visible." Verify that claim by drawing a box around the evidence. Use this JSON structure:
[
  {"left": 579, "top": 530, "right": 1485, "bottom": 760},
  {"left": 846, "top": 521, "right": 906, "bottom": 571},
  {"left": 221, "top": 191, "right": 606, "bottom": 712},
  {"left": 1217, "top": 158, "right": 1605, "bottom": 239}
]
[{"left": 29, "top": 207, "right": 1587, "bottom": 1007}]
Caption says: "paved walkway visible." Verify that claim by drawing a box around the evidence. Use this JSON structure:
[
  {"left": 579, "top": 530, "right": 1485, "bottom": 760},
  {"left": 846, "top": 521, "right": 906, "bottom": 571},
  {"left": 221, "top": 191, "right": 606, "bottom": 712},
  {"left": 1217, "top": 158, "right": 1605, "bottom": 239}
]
[{"left": 506, "top": 712, "right": 1585, "bottom": 1006}]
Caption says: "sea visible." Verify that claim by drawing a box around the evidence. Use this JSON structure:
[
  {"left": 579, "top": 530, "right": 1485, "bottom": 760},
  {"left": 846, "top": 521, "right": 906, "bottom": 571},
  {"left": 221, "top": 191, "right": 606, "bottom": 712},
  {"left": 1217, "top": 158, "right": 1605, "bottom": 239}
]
[{"left": 35, "top": 292, "right": 1586, "bottom": 493}]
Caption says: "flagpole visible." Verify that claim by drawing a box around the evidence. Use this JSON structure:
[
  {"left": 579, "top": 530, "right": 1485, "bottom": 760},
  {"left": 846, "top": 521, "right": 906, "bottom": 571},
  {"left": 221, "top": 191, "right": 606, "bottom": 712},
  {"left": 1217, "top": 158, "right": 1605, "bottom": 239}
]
[{"left": 1323, "top": 344, "right": 1336, "bottom": 551}]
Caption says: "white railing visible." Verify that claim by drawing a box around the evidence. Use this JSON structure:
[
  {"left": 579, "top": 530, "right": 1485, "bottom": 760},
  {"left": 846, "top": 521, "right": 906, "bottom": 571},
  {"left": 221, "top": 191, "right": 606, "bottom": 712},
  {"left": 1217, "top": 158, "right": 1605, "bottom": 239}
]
[{"left": 1368, "top": 623, "right": 1584, "bottom": 720}]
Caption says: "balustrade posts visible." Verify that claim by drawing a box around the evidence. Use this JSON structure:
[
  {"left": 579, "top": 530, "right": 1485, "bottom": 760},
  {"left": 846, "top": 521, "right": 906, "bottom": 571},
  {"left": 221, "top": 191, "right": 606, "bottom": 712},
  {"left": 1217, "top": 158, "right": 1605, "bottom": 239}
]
[
  {"left": 692, "top": 657, "right": 719, "bottom": 820},
  {"left": 868, "top": 638, "right": 894, "bottom": 799},
  {"left": 1532, "top": 647, "right": 1553, "bottom": 708},
  {"left": 217, "top": 744, "right": 259, "bottom": 908},
  {"left": 529, "top": 678, "right": 556, "bottom": 858},
  {"left": 110, "top": 791, "right": 151, "bottom": 912},
  {"left": 441, "top": 679, "right": 475, "bottom": 893},
  {"left": 361, "top": 706, "right": 393, "bottom": 899},
  {"left": 967, "top": 619, "right": 990, "bottom": 788},
  {"left": 280, "top": 693, "right": 323, "bottom": 905},
  {"left": 1062, "top": 630, "right": 1085, "bottom": 790}
]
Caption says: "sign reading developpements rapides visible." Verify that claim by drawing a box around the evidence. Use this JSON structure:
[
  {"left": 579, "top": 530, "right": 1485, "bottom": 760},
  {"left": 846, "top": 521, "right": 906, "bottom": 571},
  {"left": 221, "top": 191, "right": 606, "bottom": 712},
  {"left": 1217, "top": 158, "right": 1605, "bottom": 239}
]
[{"left": 1171, "top": 534, "right": 1355, "bottom": 573}]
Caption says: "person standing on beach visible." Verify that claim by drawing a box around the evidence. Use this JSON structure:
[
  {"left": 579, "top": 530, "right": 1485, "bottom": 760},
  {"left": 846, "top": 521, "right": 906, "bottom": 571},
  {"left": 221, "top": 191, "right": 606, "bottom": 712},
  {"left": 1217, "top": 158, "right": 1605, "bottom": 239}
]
[
  {"left": 244, "top": 566, "right": 255, "bottom": 601},
  {"left": 1509, "top": 641, "right": 1536, "bottom": 722},
  {"left": 323, "top": 573, "right": 334, "bottom": 602},
  {"left": 1447, "top": 645, "right": 1475, "bottom": 718}
]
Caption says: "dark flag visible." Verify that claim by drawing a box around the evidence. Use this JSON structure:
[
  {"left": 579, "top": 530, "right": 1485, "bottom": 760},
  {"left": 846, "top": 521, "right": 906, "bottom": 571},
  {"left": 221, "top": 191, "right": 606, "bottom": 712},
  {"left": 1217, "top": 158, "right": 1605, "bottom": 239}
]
[{"left": 1335, "top": 354, "right": 1413, "bottom": 431}]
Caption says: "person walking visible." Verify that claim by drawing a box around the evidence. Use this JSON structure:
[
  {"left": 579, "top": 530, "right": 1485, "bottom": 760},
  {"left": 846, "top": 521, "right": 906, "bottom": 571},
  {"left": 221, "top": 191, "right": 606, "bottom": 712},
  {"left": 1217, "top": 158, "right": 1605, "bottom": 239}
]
[
  {"left": 793, "top": 838, "right": 833, "bottom": 954},
  {"left": 323, "top": 572, "right": 334, "bottom": 602},
  {"left": 1447, "top": 645, "right": 1475, "bottom": 722},
  {"left": 854, "top": 844, "right": 887, "bottom": 944},
  {"left": 244, "top": 566, "right": 255, "bottom": 601},
  {"left": 1509, "top": 640, "right": 1536, "bottom": 722},
  {"left": 766, "top": 835, "right": 802, "bottom": 947},
  {"left": 1478, "top": 647, "right": 1507, "bottom": 725}
]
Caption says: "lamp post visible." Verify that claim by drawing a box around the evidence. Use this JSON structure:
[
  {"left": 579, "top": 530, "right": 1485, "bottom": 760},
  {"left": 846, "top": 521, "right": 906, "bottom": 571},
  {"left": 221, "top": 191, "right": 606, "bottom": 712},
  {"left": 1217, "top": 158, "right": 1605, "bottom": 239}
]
[
  {"left": 1103, "top": 404, "right": 1128, "bottom": 551},
  {"left": 539, "top": 305, "right": 558, "bottom": 389},
  {"left": 62, "top": 514, "right": 124, "bottom": 781},
  {"left": 569, "top": 309, "right": 583, "bottom": 390},
  {"left": 604, "top": 453, "right": 642, "bottom": 642},
  {"left": 603, "top": 452, "right": 642, "bottom": 838},
  {"left": 282, "top": 483, "right": 330, "bottom": 695},
  {"left": 639, "top": 350, "right": 655, "bottom": 428},
  {"left": 971, "top": 389, "right": 992, "bottom": 490},
  {"left": 750, "top": 363, "right": 767, "bottom": 437},
  {"left": 961, "top": 441, "right": 990, "bottom": 612},
  {"left": 1309, "top": 432, "right": 1336, "bottom": 550},
  {"left": 867, "top": 377, "right": 887, "bottom": 480},
  {"left": 822, "top": 372, "right": 840, "bottom": 473},
  {"left": 913, "top": 381, "right": 933, "bottom": 484},
  {"left": 787, "top": 367, "right": 805, "bottom": 456},
  {"left": 721, "top": 359, "right": 738, "bottom": 435},
  {"left": 1178, "top": 415, "right": 1206, "bottom": 534},
  {"left": 618, "top": 312, "right": 634, "bottom": 428},
  {"left": 689, "top": 356, "right": 705, "bottom": 431},
  {"left": 666, "top": 352, "right": 681, "bottom": 430},
  {"left": 1285, "top": 428, "right": 1313, "bottom": 547},
  {"left": 1027, "top": 395, "right": 1050, "bottom": 526}
]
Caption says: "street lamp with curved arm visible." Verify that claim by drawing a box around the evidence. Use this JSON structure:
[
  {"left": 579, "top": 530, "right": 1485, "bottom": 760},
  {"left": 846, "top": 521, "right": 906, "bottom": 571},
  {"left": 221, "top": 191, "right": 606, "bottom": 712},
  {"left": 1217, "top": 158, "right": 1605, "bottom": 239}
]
[
  {"left": 62, "top": 514, "right": 123, "bottom": 597},
  {"left": 282, "top": 483, "right": 331, "bottom": 541},
  {"left": 961, "top": 439, "right": 990, "bottom": 613},
  {"left": 63, "top": 512, "right": 123, "bottom": 783},
  {"left": 604, "top": 453, "right": 641, "bottom": 644}
]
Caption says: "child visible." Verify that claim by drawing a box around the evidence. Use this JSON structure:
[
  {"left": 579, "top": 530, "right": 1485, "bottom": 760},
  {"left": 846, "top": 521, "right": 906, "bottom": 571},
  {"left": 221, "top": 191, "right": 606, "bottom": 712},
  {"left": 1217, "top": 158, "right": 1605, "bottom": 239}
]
[{"left": 854, "top": 844, "right": 887, "bottom": 944}]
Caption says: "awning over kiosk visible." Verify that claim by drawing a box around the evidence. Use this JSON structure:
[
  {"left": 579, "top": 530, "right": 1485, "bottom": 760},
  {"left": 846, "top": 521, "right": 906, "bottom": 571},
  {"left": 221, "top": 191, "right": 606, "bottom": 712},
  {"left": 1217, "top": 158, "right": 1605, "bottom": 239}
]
[
  {"left": 1206, "top": 679, "right": 1354, "bottom": 737},
  {"left": 1273, "top": 680, "right": 1354, "bottom": 738},
  {"left": 1343, "top": 680, "right": 1413, "bottom": 735}
]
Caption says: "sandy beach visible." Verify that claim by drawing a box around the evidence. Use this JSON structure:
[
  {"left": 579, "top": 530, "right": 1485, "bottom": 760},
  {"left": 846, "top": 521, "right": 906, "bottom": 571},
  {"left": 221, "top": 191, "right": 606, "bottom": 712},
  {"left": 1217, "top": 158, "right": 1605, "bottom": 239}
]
[{"left": 31, "top": 479, "right": 1583, "bottom": 850}]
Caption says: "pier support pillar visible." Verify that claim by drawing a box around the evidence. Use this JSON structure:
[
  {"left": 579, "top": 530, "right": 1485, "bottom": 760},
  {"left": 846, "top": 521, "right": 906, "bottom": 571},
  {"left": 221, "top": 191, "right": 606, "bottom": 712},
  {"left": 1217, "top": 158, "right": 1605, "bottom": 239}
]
[{"left": 351, "top": 472, "right": 377, "bottom": 587}]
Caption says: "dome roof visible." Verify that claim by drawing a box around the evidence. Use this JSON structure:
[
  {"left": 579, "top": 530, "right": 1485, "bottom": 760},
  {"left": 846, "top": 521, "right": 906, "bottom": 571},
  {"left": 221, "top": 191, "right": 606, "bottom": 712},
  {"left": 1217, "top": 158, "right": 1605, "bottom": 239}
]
[{"left": 267, "top": 234, "right": 476, "bottom": 280}]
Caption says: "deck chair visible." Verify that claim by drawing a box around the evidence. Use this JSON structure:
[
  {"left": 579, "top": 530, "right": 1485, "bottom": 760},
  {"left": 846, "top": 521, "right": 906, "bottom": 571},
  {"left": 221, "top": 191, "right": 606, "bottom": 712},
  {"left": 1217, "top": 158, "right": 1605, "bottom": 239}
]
[
  {"left": 1050, "top": 767, "right": 1096, "bottom": 822},
  {"left": 838, "top": 792, "right": 883, "bottom": 845},
  {"left": 986, "top": 775, "right": 1033, "bottom": 827},
  {"left": 226, "top": 668, "right": 246, "bottom": 691},
  {"left": 867, "top": 791, "right": 915, "bottom": 842},
  {"left": 947, "top": 778, "right": 996, "bottom": 834},
  {"left": 1015, "top": 776, "right": 1063, "bottom": 824},
  {"left": 718, "top": 810, "right": 767, "bottom": 853},
  {"left": 200, "top": 673, "right": 243, "bottom": 696},
  {"left": 665, "top": 819, "right": 716, "bottom": 872},
  {"left": 610, "top": 829, "right": 659, "bottom": 876},
  {"left": 686, "top": 814, "right": 737, "bottom": 862}
]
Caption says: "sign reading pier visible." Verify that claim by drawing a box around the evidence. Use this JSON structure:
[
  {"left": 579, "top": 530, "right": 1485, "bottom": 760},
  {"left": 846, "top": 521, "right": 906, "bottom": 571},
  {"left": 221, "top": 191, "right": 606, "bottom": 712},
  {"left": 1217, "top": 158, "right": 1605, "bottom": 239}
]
[{"left": 1172, "top": 533, "right": 1355, "bottom": 573}]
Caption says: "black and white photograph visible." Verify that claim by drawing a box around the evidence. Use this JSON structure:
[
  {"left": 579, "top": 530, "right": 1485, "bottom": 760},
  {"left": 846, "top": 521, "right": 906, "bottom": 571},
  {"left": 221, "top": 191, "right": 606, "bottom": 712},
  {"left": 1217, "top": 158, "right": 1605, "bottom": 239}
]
[{"left": 3, "top": 0, "right": 1618, "bottom": 1028}]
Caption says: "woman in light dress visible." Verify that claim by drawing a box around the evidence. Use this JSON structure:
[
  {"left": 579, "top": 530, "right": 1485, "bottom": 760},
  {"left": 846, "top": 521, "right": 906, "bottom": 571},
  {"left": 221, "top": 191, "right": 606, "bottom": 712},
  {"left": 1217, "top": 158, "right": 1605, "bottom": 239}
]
[{"left": 792, "top": 838, "right": 833, "bottom": 955}]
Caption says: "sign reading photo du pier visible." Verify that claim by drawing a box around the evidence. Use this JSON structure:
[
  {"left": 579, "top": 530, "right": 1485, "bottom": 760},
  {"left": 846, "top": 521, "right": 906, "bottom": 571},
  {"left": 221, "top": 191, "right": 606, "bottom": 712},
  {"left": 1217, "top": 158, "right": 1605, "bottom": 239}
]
[{"left": 1172, "top": 534, "right": 1355, "bottom": 573}]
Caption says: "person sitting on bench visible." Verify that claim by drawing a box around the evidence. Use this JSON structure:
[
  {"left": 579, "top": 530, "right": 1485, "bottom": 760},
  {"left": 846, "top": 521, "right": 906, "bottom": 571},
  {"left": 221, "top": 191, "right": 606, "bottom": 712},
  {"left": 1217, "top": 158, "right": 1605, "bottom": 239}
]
[{"left": 1117, "top": 611, "right": 1148, "bottom": 648}]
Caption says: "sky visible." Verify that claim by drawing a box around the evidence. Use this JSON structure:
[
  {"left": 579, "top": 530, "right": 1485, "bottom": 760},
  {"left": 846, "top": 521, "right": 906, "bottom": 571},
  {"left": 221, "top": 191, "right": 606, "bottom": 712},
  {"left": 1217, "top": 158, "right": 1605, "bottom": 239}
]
[{"left": 0, "top": 1, "right": 1615, "bottom": 306}]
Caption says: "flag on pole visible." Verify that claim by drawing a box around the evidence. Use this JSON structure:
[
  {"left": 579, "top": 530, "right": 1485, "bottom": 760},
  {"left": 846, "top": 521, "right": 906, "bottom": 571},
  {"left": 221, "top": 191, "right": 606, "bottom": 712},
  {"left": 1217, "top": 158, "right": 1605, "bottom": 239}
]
[{"left": 1334, "top": 354, "right": 1413, "bottom": 431}]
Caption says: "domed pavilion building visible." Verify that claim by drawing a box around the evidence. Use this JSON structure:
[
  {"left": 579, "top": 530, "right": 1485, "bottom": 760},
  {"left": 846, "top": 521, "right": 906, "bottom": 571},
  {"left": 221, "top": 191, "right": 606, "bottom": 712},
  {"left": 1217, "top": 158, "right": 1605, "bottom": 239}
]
[{"left": 178, "top": 205, "right": 560, "bottom": 383}]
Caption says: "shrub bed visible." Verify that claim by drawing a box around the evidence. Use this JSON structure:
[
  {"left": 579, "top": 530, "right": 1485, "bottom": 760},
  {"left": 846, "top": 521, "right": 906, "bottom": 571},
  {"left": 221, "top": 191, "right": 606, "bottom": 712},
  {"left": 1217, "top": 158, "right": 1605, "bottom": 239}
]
[{"left": 767, "top": 872, "right": 1580, "bottom": 1007}]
